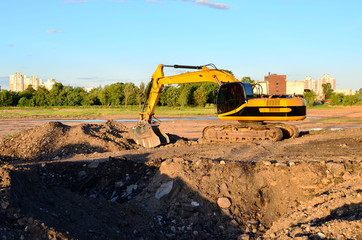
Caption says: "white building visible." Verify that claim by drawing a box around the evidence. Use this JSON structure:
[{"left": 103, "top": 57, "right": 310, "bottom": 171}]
[
  {"left": 303, "top": 74, "right": 336, "bottom": 94},
  {"left": 9, "top": 72, "right": 56, "bottom": 91},
  {"left": 335, "top": 89, "right": 356, "bottom": 95},
  {"left": 286, "top": 81, "right": 304, "bottom": 95}
]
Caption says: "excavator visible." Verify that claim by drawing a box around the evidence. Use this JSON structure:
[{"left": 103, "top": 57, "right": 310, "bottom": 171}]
[{"left": 129, "top": 64, "right": 306, "bottom": 148}]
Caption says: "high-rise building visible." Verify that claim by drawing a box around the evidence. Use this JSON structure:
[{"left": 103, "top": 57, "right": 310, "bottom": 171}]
[
  {"left": 303, "top": 74, "right": 336, "bottom": 94},
  {"left": 9, "top": 72, "right": 55, "bottom": 91}
]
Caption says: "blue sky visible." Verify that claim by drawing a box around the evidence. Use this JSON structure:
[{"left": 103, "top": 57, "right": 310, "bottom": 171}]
[{"left": 1, "top": 0, "right": 361, "bottom": 90}]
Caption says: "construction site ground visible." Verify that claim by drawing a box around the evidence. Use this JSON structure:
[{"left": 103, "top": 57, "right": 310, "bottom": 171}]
[{"left": 0, "top": 105, "right": 361, "bottom": 240}]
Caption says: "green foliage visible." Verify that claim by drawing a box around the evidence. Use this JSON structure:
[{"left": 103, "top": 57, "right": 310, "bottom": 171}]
[
  {"left": 124, "top": 83, "right": 135, "bottom": 107},
  {"left": 84, "top": 87, "right": 102, "bottom": 106},
  {"left": 162, "top": 86, "right": 180, "bottom": 107},
  {"left": 193, "top": 86, "right": 208, "bottom": 106},
  {"left": 136, "top": 82, "right": 145, "bottom": 107},
  {"left": 178, "top": 84, "right": 193, "bottom": 107},
  {"left": 342, "top": 94, "right": 359, "bottom": 106},
  {"left": 241, "top": 77, "right": 255, "bottom": 84},
  {"left": 303, "top": 90, "right": 317, "bottom": 107},
  {"left": 6, "top": 79, "right": 357, "bottom": 109},
  {"left": 99, "top": 83, "right": 125, "bottom": 106},
  {"left": 330, "top": 93, "right": 344, "bottom": 105},
  {"left": 33, "top": 86, "right": 49, "bottom": 106},
  {"left": 322, "top": 83, "right": 333, "bottom": 99},
  {"left": 0, "top": 90, "right": 14, "bottom": 106}
]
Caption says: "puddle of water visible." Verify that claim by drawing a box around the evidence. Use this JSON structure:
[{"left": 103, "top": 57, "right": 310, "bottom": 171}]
[
  {"left": 310, "top": 127, "right": 346, "bottom": 131},
  {"left": 306, "top": 117, "right": 321, "bottom": 119},
  {"left": 34, "top": 117, "right": 219, "bottom": 123}
]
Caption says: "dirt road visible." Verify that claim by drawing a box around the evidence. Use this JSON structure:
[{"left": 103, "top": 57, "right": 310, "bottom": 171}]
[{"left": 0, "top": 106, "right": 361, "bottom": 239}]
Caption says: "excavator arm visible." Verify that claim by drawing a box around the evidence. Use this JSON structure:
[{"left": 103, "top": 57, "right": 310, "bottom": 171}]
[{"left": 140, "top": 64, "right": 238, "bottom": 123}]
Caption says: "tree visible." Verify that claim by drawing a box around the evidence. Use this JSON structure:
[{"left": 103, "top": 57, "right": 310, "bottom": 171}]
[
  {"left": 330, "top": 93, "right": 344, "bottom": 105},
  {"left": 124, "top": 83, "right": 136, "bottom": 107},
  {"left": 303, "top": 90, "right": 317, "bottom": 107},
  {"left": 136, "top": 82, "right": 145, "bottom": 107},
  {"left": 0, "top": 90, "right": 14, "bottom": 106},
  {"left": 322, "top": 83, "right": 333, "bottom": 99},
  {"left": 193, "top": 86, "right": 208, "bottom": 106},
  {"left": 241, "top": 77, "right": 255, "bottom": 84},
  {"left": 65, "top": 87, "right": 86, "bottom": 106},
  {"left": 159, "top": 86, "right": 180, "bottom": 107},
  {"left": 47, "top": 82, "right": 65, "bottom": 106},
  {"left": 33, "top": 86, "right": 49, "bottom": 106},
  {"left": 99, "top": 83, "right": 125, "bottom": 106},
  {"left": 178, "top": 84, "right": 192, "bottom": 107},
  {"left": 83, "top": 87, "right": 101, "bottom": 106},
  {"left": 342, "top": 94, "right": 359, "bottom": 106}
]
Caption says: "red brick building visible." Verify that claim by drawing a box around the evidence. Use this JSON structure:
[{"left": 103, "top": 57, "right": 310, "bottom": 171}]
[{"left": 264, "top": 73, "right": 286, "bottom": 95}]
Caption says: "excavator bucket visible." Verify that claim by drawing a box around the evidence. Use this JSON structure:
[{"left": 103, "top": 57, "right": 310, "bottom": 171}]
[{"left": 129, "top": 121, "right": 170, "bottom": 148}]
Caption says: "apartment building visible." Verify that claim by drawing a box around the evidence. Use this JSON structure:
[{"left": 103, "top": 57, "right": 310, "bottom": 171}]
[{"left": 9, "top": 72, "right": 55, "bottom": 92}]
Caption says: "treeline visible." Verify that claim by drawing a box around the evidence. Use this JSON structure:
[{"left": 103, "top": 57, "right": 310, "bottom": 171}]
[
  {"left": 303, "top": 83, "right": 362, "bottom": 107},
  {"left": 0, "top": 82, "right": 220, "bottom": 107}
]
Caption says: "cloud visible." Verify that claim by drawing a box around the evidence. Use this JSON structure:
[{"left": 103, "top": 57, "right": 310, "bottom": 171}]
[
  {"left": 46, "top": 30, "right": 65, "bottom": 34},
  {"left": 7, "top": 44, "right": 15, "bottom": 47},
  {"left": 196, "top": 0, "right": 229, "bottom": 9},
  {"left": 173, "top": 0, "right": 229, "bottom": 10},
  {"left": 63, "top": 0, "right": 88, "bottom": 3}
]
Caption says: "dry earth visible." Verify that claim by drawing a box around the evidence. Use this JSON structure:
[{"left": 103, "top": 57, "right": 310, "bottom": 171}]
[{"left": 0, "top": 106, "right": 361, "bottom": 240}]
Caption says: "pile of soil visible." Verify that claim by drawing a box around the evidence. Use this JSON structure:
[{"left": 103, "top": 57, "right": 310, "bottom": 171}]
[
  {"left": 0, "top": 121, "right": 361, "bottom": 239},
  {"left": 0, "top": 120, "right": 139, "bottom": 161}
]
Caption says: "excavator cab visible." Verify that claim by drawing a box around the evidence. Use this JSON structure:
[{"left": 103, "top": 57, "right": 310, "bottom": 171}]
[{"left": 216, "top": 82, "right": 252, "bottom": 114}]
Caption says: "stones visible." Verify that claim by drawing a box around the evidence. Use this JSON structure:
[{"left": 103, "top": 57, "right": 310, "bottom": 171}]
[
  {"left": 126, "top": 184, "right": 138, "bottom": 195},
  {"left": 1, "top": 201, "right": 9, "bottom": 209},
  {"left": 217, "top": 197, "right": 231, "bottom": 209},
  {"left": 238, "top": 234, "right": 250, "bottom": 240},
  {"left": 155, "top": 181, "right": 174, "bottom": 200},
  {"left": 317, "top": 232, "right": 326, "bottom": 239},
  {"left": 262, "top": 161, "right": 271, "bottom": 166},
  {"left": 78, "top": 170, "right": 87, "bottom": 178},
  {"left": 88, "top": 161, "right": 100, "bottom": 169}
]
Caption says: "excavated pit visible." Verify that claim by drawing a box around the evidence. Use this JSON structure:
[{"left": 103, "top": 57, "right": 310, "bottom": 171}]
[{"left": 2, "top": 157, "right": 361, "bottom": 239}]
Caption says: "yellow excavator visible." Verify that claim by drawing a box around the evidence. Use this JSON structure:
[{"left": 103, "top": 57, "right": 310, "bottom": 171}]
[{"left": 130, "top": 64, "right": 306, "bottom": 148}]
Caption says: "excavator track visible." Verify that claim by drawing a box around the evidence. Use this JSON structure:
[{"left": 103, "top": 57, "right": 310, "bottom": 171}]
[{"left": 201, "top": 123, "right": 298, "bottom": 142}]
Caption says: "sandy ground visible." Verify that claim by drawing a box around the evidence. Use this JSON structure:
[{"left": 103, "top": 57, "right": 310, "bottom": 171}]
[
  {"left": 1, "top": 106, "right": 361, "bottom": 140},
  {"left": 0, "top": 105, "right": 361, "bottom": 240}
]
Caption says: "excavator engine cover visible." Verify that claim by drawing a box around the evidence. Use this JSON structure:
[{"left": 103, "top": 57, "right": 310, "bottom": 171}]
[{"left": 129, "top": 121, "right": 170, "bottom": 148}]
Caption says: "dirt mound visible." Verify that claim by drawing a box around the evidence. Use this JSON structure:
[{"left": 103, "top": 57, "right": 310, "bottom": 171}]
[{"left": 0, "top": 120, "right": 139, "bottom": 161}]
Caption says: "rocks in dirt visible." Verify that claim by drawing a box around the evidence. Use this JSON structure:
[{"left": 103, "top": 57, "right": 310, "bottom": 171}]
[
  {"left": 237, "top": 234, "right": 250, "bottom": 240},
  {"left": 1, "top": 200, "right": 9, "bottom": 209},
  {"left": 87, "top": 161, "right": 100, "bottom": 169},
  {"left": 217, "top": 197, "right": 231, "bottom": 209},
  {"left": 127, "top": 184, "right": 138, "bottom": 195},
  {"left": 155, "top": 181, "right": 174, "bottom": 200},
  {"left": 78, "top": 170, "right": 87, "bottom": 178}
]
